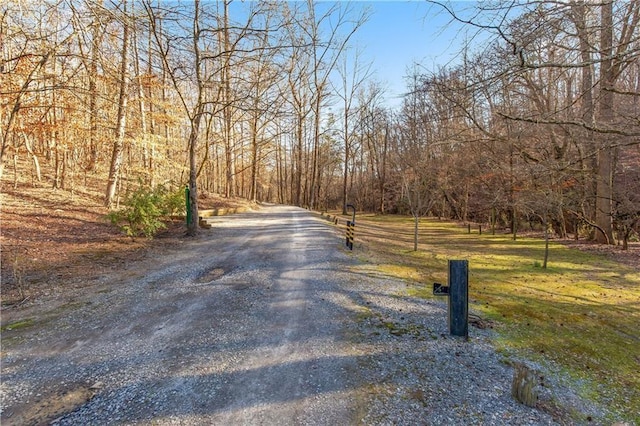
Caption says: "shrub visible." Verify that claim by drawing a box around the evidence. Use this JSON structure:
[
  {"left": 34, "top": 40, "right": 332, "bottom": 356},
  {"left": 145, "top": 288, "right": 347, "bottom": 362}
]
[
  {"left": 161, "top": 185, "right": 187, "bottom": 217},
  {"left": 108, "top": 184, "right": 185, "bottom": 238}
]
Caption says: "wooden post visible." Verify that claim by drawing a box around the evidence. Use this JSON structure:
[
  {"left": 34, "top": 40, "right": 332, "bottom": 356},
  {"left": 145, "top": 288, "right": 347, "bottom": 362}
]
[
  {"left": 448, "top": 260, "right": 469, "bottom": 338},
  {"left": 512, "top": 362, "right": 538, "bottom": 407},
  {"left": 346, "top": 220, "right": 354, "bottom": 250}
]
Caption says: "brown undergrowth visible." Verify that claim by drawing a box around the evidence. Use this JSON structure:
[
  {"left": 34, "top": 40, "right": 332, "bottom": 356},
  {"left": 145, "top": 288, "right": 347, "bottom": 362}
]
[{"left": 0, "top": 180, "right": 254, "bottom": 306}]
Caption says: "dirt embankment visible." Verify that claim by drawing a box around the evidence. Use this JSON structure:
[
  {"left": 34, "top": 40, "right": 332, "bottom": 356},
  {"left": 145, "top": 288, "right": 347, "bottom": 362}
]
[{"left": 0, "top": 183, "right": 254, "bottom": 307}]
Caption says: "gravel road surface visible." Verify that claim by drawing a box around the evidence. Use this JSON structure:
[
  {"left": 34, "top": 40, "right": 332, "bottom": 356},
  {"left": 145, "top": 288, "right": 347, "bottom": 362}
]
[{"left": 1, "top": 205, "right": 587, "bottom": 424}]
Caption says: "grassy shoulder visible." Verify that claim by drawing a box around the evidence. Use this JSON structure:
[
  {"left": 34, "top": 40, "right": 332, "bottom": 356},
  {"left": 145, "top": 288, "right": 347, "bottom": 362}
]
[{"left": 342, "top": 213, "right": 639, "bottom": 423}]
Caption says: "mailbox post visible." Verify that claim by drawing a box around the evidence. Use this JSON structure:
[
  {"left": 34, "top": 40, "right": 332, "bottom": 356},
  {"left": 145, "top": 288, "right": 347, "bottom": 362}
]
[
  {"left": 433, "top": 260, "right": 469, "bottom": 338},
  {"left": 448, "top": 260, "right": 469, "bottom": 338}
]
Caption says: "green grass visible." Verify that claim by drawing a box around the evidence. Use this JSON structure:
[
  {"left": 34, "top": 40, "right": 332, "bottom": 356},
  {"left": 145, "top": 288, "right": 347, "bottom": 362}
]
[
  {"left": 348, "top": 214, "right": 640, "bottom": 423},
  {"left": 1, "top": 318, "right": 35, "bottom": 332}
]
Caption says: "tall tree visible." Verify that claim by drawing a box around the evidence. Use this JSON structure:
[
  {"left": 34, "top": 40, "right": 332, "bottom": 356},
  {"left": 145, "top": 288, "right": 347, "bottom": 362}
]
[
  {"left": 144, "top": 0, "right": 206, "bottom": 234},
  {"left": 429, "top": 0, "right": 640, "bottom": 244},
  {"left": 306, "top": 1, "right": 369, "bottom": 209},
  {"left": 335, "top": 49, "right": 371, "bottom": 214},
  {"left": 105, "top": 0, "right": 130, "bottom": 208}
]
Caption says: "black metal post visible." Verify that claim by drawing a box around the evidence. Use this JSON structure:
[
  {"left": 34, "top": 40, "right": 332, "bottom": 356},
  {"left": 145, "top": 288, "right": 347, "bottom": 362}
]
[{"left": 448, "top": 260, "right": 469, "bottom": 338}]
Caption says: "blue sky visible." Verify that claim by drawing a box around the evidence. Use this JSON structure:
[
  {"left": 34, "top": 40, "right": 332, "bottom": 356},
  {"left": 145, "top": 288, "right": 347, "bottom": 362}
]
[
  {"left": 227, "top": 1, "right": 491, "bottom": 109},
  {"left": 349, "top": 1, "right": 486, "bottom": 108}
]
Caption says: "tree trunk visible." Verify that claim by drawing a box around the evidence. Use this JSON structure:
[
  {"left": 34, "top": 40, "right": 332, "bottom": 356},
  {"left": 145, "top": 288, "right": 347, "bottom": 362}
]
[
  {"left": 105, "top": 1, "right": 130, "bottom": 208},
  {"left": 309, "top": 91, "right": 321, "bottom": 209},
  {"left": 413, "top": 214, "right": 419, "bottom": 252},
  {"left": 222, "top": 1, "right": 235, "bottom": 198},
  {"left": 571, "top": 2, "right": 597, "bottom": 236},
  {"left": 186, "top": 114, "right": 201, "bottom": 236},
  {"left": 23, "top": 135, "right": 42, "bottom": 183},
  {"left": 133, "top": 21, "right": 151, "bottom": 183},
  {"left": 294, "top": 118, "right": 303, "bottom": 206},
  {"left": 341, "top": 110, "right": 349, "bottom": 215},
  {"left": 146, "top": 21, "right": 156, "bottom": 187},
  {"left": 378, "top": 124, "right": 388, "bottom": 214},
  {"left": 51, "top": 95, "right": 62, "bottom": 189},
  {"left": 543, "top": 212, "right": 549, "bottom": 269},
  {"left": 0, "top": 47, "right": 49, "bottom": 181},
  {"left": 595, "top": 1, "right": 615, "bottom": 244},
  {"left": 86, "top": 1, "right": 103, "bottom": 172},
  {"left": 12, "top": 148, "right": 18, "bottom": 189},
  {"left": 278, "top": 138, "right": 284, "bottom": 204},
  {"left": 250, "top": 123, "right": 258, "bottom": 202}
]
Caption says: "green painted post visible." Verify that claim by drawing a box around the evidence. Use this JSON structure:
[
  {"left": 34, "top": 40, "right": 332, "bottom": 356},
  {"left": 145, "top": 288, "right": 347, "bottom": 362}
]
[{"left": 185, "top": 186, "right": 191, "bottom": 227}]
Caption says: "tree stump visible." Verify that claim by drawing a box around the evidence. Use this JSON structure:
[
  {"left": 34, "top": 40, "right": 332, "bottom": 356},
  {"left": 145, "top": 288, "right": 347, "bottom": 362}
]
[{"left": 511, "top": 362, "right": 538, "bottom": 407}]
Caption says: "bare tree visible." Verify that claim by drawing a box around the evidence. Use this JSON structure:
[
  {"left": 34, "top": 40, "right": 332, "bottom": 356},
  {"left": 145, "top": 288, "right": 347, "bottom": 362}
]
[
  {"left": 105, "top": 0, "right": 130, "bottom": 208},
  {"left": 356, "top": 82, "right": 389, "bottom": 213},
  {"left": 305, "top": 1, "right": 369, "bottom": 209},
  {"left": 393, "top": 72, "right": 440, "bottom": 251},
  {"left": 334, "top": 48, "right": 372, "bottom": 214},
  {"left": 144, "top": 0, "right": 208, "bottom": 234},
  {"left": 427, "top": 0, "right": 640, "bottom": 244}
]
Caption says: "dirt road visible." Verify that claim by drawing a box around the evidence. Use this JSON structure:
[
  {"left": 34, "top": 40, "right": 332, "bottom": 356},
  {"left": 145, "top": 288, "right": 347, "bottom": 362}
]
[
  {"left": 2, "top": 205, "right": 372, "bottom": 424},
  {"left": 1, "top": 205, "right": 561, "bottom": 425}
]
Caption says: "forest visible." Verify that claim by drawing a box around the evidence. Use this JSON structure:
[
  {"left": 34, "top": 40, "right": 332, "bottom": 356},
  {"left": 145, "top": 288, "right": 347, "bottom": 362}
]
[{"left": 2, "top": 0, "right": 639, "bottom": 245}]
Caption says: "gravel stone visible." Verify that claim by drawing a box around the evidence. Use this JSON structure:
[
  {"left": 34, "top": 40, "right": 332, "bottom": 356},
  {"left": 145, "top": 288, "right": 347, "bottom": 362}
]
[{"left": 0, "top": 205, "right": 610, "bottom": 425}]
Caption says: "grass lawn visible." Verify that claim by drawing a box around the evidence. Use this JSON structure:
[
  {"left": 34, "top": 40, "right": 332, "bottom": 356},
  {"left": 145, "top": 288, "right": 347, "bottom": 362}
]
[{"left": 340, "top": 213, "right": 639, "bottom": 423}]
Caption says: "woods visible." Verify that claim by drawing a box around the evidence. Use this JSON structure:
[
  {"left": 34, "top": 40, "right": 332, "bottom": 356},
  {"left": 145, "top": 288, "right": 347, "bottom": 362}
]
[{"left": 2, "top": 0, "right": 639, "bottom": 246}]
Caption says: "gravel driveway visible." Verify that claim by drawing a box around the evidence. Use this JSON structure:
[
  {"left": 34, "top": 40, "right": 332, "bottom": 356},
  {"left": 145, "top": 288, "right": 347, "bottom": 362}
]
[{"left": 1, "top": 205, "right": 568, "bottom": 424}]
